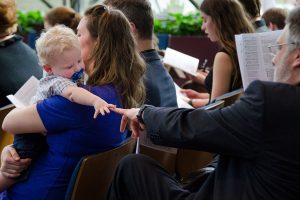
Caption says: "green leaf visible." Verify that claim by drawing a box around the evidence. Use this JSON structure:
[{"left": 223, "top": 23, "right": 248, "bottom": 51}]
[
  {"left": 154, "top": 12, "right": 204, "bottom": 36},
  {"left": 17, "top": 10, "right": 44, "bottom": 34}
]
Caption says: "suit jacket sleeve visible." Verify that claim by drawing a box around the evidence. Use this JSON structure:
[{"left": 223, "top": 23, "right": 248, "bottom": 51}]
[{"left": 143, "top": 80, "right": 265, "bottom": 159}]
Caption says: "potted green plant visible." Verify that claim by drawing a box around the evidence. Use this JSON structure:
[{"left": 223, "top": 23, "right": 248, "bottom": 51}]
[
  {"left": 154, "top": 12, "right": 218, "bottom": 68},
  {"left": 17, "top": 10, "right": 44, "bottom": 48},
  {"left": 154, "top": 12, "right": 204, "bottom": 36}
]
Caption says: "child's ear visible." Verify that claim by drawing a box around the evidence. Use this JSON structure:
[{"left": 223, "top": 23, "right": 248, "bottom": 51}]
[{"left": 43, "top": 64, "right": 53, "bottom": 73}]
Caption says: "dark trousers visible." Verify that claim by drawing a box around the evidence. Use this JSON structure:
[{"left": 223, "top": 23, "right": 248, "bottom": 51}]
[
  {"left": 13, "top": 133, "right": 47, "bottom": 159},
  {"left": 13, "top": 133, "right": 48, "bottom": 181},
  {"left": 107, "top": 154, "right": 194, "bottom": 200}
]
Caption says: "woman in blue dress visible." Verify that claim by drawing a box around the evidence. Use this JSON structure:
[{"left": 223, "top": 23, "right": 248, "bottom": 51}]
[{"left": 0, "top": 4, "right": 145, "bottom": 199}]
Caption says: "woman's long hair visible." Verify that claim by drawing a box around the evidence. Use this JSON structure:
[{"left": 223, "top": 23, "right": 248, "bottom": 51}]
[
  {"left": 85, "top": 5, "right": 145, "bottom": 108},
  {"left": 200, "top": 0, "right": 254, "bottom": 89}
]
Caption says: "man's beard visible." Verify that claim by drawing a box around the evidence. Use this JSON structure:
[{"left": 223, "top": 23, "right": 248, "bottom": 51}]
[{"left": 274, "top": 52, "right": 291, "bottom": 83}]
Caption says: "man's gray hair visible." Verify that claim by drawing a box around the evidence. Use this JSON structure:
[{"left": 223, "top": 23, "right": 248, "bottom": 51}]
[{"left": 286, "top": 7, "right": 300, "bottom": 50}]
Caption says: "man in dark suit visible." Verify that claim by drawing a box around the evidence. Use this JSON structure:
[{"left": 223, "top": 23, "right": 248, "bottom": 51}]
[
  {"left": 103, "top": 0, "right": 177, "bottom": 107},
  {"left": 107, "top": 7, "right": 300, "bottom": 200}
]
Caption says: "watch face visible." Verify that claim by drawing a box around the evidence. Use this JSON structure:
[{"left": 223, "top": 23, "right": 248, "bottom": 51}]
[{"left": 137, "top": 105, "right": 148, "bottom": 124}]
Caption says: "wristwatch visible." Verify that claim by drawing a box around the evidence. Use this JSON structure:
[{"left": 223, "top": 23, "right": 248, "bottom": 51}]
[{"left": 136, "top": 105, "right": 149, "bottom": 124}]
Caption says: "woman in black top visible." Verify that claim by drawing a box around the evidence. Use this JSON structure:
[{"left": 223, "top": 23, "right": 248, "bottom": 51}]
[{"left": 181, "top": 0, "right": 254, "bottom": 107}]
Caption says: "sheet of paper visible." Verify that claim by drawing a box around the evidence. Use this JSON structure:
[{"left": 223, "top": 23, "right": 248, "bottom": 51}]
[
  {"left": 163, "top": 47, "right": 199, "bottom": 76},
  {"left": 235, "top": 30, "right": 282, "bottom": 89},
  {"left": 174, "top": 83, "right": 193, "bottom": 109},
  {"left": 6, "top": 76, "right": 39, "bottom": 108},
  {"left": 173, "top": 68, "right": 187, "bottom": 79},
  {"left": 135, "top": 137, "right": 140, "bottom": 154}
]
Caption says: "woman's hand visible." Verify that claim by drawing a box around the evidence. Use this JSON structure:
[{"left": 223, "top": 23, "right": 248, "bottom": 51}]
[
  {"left": 187, "top": 69, "right": 209, "bottom": 85},
  {"left": 181, "top": 89, "right": 201, "bottom": 99},
  {"left": 0, "top": 145, "right": 31, "bottom": 178},
  {"left": 110, "top": 107, "right": 144, "bottom": 138},
  {"left": 189, "top": 98, "right": 209, "bottom": 108}
]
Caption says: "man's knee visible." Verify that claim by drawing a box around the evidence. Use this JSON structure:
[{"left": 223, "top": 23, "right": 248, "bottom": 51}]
[{"left": 119, "top": 154, "right": 151, "bottom": 169}]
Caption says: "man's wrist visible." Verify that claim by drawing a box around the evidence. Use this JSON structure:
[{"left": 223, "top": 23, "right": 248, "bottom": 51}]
[
  {"left": 136, "top": 105, "right": 149, "bottom": 124},
  {"left": 188, "top": 99, "right": 193, "bottom": 107}
]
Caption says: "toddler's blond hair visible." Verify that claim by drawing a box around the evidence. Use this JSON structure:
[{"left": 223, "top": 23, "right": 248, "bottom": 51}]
[{"left": 36, "top": 25, "right": 80, "bottom": 66}]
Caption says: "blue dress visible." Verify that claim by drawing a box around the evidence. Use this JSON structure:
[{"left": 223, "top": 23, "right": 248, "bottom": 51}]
[{"left": 6, "top": 84, "right": 126, "bottom": 199}]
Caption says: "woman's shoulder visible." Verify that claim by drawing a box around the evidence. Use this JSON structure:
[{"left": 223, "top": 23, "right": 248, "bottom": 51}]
[
  {"left": 83, "top": 84, "right": 121, "bottom": 104},
  {"left": 82, "top": 84, "right": 116, "bottom": 95},
  {"left": 214, "top": 51, "right": 232, "bottom": 67},
  {"left": 216, "top": 50, "right": 230, "bottom": 58}
]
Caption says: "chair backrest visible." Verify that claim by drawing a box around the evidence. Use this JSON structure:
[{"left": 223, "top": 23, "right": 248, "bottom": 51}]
[
  {"left": 139, "top": 144, "right": 177, "bottom": 174},
  {"left": 211, "top": 88, "right": 244, "bottom": 107},
  {"left": 65, "top": 138, "right": 136, "bottom": 200},
  {"left": 138, "top": 101, "right": 225, "bottom": 177},
  {"left": 202, "top": 100, "right": 224, "bottom": 110},
  {"left": 0, "top": 105, "right": 15, "bottom": 153},
  {"left": 175, "top": 100, "right": 225, "bottom": 178}
]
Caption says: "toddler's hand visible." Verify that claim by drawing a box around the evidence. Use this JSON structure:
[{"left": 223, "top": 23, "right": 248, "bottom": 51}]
[{"left": 93, "top": 98, "right": 115, "bottom": 118}]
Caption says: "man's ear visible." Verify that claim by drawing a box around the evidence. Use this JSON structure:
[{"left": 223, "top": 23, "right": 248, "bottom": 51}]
[
  {"left": 291, "top": 46, "right": 300, "bottom": 69},
  {"left": 43, "top": 64, "right": 53, "bottom": 74},
  {"left": 130, "top": 22, "right": 138, "bottom": 35}
]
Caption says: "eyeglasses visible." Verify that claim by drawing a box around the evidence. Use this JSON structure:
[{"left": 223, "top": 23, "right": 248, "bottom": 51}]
[{"left": 268, "top": 42, "right": 298, "bottom": 57}]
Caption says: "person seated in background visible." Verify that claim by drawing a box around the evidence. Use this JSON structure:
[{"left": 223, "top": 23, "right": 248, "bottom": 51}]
[
  {"left": 0, "top": 4, "right": 145, "bottom": 199},
  {"left": 107, "top": 7, "right": 300, "bottom": 200},
  {"left": 262, "top": 7, "right": 288, "bottom": 31},
  {"left": 43, "top": 6, "right": 81, "bottom": 33},
  {"left": 295, "top": 0, "right": 300, "bottom": 6},
  {"left": 104, "top": 0, "right": 177, "bottom": 107},
  {"left": 0, "top": 25, "right": 115, "bottom": 192},
  {"left": 0, "top": 0, "right": 42, "bottom": 107},
  {"left": 180, "top": 0, "right": 254, "bottom": 108},
  {"left": 238, "top": 0, "right": 269, "bottom": 32}
]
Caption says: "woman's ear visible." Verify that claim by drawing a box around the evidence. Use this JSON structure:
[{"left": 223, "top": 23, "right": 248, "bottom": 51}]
[{"left": 43, "top": 64, "right": 53, "bottom": 74}]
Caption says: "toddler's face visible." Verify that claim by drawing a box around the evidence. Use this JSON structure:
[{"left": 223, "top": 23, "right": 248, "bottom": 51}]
[{"left": 47, "top": 48, "right": 84, "bottom": 79}]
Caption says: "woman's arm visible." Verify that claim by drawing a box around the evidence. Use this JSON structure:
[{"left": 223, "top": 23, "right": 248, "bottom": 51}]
[
  {"left": 210, "top": 52, "right": 233, "bottom": 100},
  {"left": 2, "top": 104, "right": 46, "bottom": 134},
  {"left": 180, "top": 89, "right": 209, "bottom": 99}
]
